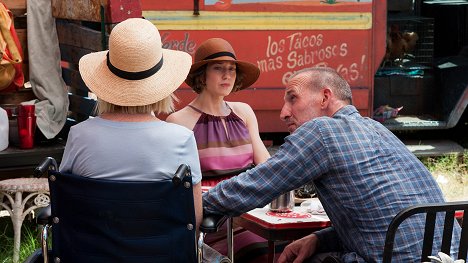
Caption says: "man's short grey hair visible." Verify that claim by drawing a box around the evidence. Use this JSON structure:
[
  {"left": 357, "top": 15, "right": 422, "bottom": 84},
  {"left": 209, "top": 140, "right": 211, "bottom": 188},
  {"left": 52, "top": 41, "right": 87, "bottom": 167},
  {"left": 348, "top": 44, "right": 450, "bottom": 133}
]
[{"left": 290, "top": 67, "right": 353, "bottom": 104}]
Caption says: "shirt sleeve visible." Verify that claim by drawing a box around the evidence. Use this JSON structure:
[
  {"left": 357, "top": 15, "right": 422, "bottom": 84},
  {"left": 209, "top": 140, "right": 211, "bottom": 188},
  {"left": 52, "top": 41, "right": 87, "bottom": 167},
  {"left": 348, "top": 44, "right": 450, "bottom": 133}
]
[
  {"left": 203, "top": 122, "right": 330, "bottom": 216},
  {"left": 314, "top": 226, "right": 343, "bottom": 253}
]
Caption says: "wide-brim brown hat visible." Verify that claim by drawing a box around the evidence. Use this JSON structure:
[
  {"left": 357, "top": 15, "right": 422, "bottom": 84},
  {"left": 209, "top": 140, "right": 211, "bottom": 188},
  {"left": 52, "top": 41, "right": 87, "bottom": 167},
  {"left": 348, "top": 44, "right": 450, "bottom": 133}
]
[
  {"left": 79, "top": 18, "right": 192, "bottom": 106},
  {"left": 185, "top": 38, "right": 260, "bottom": 91}
]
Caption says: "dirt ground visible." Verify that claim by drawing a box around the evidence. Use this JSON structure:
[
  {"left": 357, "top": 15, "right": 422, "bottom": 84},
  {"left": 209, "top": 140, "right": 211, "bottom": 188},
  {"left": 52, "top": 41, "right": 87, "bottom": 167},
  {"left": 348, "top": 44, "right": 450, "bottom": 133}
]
[{"left": 432, "top": 171, "right": 468, "bottom": 202}]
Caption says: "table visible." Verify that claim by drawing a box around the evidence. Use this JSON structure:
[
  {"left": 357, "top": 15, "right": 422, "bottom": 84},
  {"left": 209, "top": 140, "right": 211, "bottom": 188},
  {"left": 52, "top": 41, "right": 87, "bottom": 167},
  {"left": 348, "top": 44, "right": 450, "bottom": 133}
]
[
  {"left": 0, "top": 143, "right": 64, "bottom": 178},
  {"left": 0, "top": 178, "right": 50, "bottom": 263},
  {"left": 234, "top": 203, "right": 331, "bottom": 263}
]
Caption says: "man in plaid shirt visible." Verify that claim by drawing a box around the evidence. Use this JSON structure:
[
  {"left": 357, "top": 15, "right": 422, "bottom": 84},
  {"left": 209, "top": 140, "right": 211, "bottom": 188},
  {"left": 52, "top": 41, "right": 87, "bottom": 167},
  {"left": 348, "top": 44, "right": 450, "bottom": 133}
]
[{"left": 202, "top": 67, "right": 461, "bottom": 262}]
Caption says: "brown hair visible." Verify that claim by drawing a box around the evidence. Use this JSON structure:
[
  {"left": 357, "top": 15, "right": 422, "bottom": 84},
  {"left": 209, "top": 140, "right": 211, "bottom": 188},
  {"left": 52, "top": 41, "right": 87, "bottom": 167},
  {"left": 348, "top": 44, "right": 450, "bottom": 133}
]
[{"left": 189, "top": 63, "right": 245, "bottom": 94}]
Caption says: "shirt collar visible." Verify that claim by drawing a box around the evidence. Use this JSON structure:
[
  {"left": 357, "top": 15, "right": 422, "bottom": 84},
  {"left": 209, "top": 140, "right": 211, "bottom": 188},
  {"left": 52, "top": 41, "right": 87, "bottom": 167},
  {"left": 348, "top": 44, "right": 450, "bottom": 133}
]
[{"left": 332, "top": 105, "right": 359, "bottom": 118}]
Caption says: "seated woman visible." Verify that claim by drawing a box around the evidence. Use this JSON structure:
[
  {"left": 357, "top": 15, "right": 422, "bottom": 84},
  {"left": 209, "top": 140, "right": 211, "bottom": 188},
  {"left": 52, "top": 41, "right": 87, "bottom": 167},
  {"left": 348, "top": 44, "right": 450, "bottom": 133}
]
[
  {"left": 166, "top": 38, "right": 271, "bottom": 260},
  {"left": 58, "top": 18, "right": 203, "bottom": 229}
]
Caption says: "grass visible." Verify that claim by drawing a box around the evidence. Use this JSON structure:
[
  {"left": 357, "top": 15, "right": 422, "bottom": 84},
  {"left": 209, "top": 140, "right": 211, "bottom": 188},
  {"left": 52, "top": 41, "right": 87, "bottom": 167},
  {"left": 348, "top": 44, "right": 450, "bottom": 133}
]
[
  {"left": 0, "top": 153, "right": 466, "bottom": 262},
  {"left": 419, "top": 151, "right": 468, "bottom": 202},
  {"left": 0, "top": 216, "right": 41, "bottom": 263}
]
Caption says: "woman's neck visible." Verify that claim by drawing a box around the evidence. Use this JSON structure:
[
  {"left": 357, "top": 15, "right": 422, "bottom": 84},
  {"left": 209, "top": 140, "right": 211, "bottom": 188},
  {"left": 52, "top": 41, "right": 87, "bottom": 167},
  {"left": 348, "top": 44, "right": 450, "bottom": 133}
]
[
  {"left": 100, "top": 112, "right": 160, "bottom": 122},
  {"left": 191, "top": 94, "right": 230, "bottom": 116}
]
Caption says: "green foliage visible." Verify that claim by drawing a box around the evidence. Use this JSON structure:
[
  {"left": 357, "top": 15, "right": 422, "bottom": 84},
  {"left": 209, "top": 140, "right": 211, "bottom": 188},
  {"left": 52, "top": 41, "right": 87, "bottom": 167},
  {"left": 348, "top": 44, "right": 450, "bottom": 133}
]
[
  {"left": 0, "top": 216, "right": 41, "bottom": 263},
  {"left": 419, "top": 151, "right": 468, "bottom": 201},
  {"left": 420, "top": 153, "right": 466, "bottom": 173}
]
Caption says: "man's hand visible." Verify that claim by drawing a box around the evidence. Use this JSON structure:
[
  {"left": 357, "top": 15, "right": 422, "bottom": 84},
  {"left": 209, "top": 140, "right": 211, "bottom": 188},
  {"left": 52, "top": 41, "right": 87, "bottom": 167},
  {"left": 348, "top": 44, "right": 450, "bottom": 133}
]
[{"left": 277, "top": 233, "right": 318, "bottom": 263}]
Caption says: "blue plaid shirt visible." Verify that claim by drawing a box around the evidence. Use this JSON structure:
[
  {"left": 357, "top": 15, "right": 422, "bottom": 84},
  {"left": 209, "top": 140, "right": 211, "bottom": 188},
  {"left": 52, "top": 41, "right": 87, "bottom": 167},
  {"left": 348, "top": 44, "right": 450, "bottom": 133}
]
[{"left": 203, "top": 105, "right": 461, "bottom": 262}]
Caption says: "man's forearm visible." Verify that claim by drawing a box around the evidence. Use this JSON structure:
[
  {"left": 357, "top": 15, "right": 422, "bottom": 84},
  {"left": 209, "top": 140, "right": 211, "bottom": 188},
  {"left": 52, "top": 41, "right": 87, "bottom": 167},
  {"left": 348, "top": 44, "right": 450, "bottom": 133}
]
[
  {"left": 203, "top": 133, "right": 327, "bottom": 216},
  {"left": 202, "top": 166, "right": 276, "bottom": 216}
]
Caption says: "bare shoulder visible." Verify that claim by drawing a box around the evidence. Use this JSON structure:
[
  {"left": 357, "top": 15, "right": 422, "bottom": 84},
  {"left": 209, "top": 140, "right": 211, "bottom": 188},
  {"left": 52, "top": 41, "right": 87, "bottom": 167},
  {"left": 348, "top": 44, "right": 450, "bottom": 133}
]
[
  {"left": 227, "top": 101, "right": 256, "bottom": 124},
  {"left": 228, "top": 101, "right": 254, "bottom": 116},
  {"left": 166, "top": 106, "right": 200, "bottom": 130}
]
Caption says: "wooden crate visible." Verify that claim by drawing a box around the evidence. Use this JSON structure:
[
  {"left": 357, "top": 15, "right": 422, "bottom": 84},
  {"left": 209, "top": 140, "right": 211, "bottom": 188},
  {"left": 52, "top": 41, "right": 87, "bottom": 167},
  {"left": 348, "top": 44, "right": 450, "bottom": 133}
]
[
  {"left": 1, "top": 0, "right": 26, "bottom": 10},
  {"left": 51, "top": 0, "right": 142, "bottom": 23},
  {"left": 56, "top": 19, "right": 108, "bottom": 96},
  {"left": 0, "top": 89, "right": 36, "bottom": 105}
]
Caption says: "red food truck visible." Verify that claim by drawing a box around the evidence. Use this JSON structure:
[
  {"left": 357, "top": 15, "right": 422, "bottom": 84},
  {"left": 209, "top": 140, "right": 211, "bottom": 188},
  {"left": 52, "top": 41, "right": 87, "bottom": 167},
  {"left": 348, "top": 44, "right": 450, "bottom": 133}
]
[
  {"left": 140, "top": 0, "right": 467, "bottom": 136},
  {"left": 141, "top": 0, "right": 386, "bottom": 133}
]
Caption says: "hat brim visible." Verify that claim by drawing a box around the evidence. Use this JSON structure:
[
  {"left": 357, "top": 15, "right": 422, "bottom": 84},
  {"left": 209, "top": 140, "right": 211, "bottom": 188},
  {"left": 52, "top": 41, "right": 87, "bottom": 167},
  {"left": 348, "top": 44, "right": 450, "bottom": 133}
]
[
  {"left": 79, "top": 49, "right": 192, "bottom": 106},
  {"left": 185, "top": 58, "right": 260, "bottom": 91}
]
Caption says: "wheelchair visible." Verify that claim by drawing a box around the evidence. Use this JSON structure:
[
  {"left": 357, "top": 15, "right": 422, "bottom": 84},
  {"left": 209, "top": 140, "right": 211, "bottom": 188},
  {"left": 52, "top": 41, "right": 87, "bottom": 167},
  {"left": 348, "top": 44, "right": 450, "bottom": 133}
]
[{"left": 25, "top": 157, "right": 229, "bottom": 263}]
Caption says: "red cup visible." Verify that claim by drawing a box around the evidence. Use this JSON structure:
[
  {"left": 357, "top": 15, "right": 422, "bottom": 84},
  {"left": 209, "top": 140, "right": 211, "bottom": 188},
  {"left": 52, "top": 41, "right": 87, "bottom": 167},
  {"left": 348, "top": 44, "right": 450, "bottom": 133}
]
[
  {"left": 17, "top": 104, "right": 35, "bottom": 117},
  {"left": 17, "top": 105, "right": 36, "bottom": 149}
]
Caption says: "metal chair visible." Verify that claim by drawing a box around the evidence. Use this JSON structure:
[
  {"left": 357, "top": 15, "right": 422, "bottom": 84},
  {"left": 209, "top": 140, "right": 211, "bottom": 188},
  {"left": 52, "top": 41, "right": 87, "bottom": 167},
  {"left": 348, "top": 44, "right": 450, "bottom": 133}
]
[
  {"left": 383, "top": 201, "right": 468, "bottom": 262},
  {"left": 25, "top": 157, "right": 229, "bottom": 263}
]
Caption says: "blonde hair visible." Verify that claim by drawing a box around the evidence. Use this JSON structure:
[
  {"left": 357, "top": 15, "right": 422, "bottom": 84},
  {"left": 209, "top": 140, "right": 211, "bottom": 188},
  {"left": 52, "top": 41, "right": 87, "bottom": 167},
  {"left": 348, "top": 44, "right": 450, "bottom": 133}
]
[{"left": 97, "top": 94, "right": 178, "bottom": 115}]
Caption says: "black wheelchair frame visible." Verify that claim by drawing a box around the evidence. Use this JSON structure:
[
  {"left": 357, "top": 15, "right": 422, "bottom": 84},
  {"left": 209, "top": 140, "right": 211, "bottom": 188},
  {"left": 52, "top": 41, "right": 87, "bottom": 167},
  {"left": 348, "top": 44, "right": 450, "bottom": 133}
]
[{"left": 25, "top": 157, "right": 228, "bottom": 263}]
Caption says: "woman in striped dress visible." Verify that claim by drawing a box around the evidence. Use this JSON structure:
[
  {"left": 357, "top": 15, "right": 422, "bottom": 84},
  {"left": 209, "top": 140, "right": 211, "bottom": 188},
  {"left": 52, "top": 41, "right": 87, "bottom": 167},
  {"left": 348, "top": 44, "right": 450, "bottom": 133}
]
[{"left": 166, "top": 38, "right": 271, "bottom": 260}]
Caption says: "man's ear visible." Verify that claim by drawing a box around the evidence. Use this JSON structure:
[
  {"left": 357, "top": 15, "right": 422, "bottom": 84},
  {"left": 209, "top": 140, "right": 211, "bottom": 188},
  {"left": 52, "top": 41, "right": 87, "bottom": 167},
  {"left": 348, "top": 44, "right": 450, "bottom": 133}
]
[{"left": 321, "top": 88, "right": 332, "bottom": 109}]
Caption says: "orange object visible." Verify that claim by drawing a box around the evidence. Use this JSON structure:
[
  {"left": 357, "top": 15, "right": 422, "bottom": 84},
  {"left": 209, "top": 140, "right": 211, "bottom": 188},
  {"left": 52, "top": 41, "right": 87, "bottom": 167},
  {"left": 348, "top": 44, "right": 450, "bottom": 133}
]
[{"left": 0, "top": 2, "right": 24, "bottom": 92}]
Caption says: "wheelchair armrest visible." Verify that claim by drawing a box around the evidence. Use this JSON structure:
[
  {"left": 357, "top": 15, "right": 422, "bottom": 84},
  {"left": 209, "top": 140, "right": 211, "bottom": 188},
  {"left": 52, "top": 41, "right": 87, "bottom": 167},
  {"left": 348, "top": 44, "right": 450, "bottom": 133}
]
[
  {"left": 200, "top": 214, "right": 228, "bottom": 233},
  {"left": 34, "top": 157, "right": 58, "bottom": 178},
  {"left": 36, "top": 205, "right": 52, "bottom": 225}
]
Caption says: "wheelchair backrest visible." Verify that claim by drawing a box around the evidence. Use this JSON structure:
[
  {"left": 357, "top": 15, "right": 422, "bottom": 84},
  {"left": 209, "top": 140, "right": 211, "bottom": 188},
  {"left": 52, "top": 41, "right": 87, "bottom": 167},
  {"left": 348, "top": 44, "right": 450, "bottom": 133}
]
[{"left": 47, "top": 165, "right": 197, "bottom": 263}]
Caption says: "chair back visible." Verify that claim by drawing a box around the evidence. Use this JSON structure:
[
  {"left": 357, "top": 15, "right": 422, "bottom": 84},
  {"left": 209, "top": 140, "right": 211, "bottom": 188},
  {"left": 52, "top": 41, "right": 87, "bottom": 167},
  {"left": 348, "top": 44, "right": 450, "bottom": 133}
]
[
  {"left": 383, "top": 201, "right": 468, "bottom": 262},
  {"left": 46, "top": 165, "right": 197, "bottom": 263}
]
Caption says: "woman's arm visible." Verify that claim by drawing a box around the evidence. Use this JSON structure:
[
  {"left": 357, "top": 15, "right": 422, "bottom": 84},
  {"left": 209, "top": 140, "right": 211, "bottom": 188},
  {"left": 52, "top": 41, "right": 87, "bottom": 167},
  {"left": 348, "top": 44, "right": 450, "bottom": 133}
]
[
  {"left": 192, "top": 182, "right": 203, "bottom": 230},
  {"left": 231, "top": 102, "right": 270, "bottom": 164},
  {"left": 182, "top": 133, "right": 204, "bottom": 230}
]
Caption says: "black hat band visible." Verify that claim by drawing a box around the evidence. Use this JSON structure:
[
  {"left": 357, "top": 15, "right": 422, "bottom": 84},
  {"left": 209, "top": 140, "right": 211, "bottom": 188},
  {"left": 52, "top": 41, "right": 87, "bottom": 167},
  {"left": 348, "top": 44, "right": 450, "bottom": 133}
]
[
  {"left": 203, "top": 51, "right": 236, "bottom": 61},
  {"left": 107, "top": 52, "right": 164, "bottom": 80}
]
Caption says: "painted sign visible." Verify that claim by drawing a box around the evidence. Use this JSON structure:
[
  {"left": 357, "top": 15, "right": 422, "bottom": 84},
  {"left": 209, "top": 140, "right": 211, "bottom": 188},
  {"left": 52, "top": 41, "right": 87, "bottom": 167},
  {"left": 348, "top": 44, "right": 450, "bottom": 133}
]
[
  {"left": 141, "top": 0, "right": 386, "bottom": 132},
  {"left": 157, "top": 30, "right": 370, "bottom": 88}
]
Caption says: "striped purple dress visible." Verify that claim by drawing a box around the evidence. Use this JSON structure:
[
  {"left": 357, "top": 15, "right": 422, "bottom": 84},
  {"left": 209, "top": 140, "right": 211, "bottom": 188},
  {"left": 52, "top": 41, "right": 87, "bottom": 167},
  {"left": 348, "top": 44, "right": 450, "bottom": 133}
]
[
  {"left": 190, "top": 105, "right": 267, "bottom": 260},
  {"left": 188, "top": 104, "right": 254, "bottom": 186}
]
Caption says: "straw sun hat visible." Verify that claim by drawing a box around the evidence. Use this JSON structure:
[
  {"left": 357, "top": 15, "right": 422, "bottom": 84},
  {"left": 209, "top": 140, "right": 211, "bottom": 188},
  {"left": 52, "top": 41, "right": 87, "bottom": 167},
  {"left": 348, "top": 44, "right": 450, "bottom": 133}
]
[
  {"left": 78, "top": 18, "right": 192, "bottom": 106},
  {"left": 185, "top": 38, "right": 260, "bottom": 91}
]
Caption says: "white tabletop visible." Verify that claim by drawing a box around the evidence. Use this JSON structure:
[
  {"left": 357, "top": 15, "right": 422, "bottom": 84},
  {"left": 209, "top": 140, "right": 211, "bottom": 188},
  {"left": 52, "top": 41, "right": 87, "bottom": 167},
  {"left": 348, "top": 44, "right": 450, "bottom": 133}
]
[{"left": 246, "top": 199, "right": 329, "bottom": 226}]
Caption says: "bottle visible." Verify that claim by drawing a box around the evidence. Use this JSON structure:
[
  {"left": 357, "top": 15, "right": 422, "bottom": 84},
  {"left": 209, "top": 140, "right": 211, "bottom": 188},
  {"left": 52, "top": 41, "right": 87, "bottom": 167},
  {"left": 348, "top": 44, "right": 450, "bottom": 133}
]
[
  {"left": 17, "top": 104, "right": 36, "bottom": 149},
  {"left": 0, "top": 107, "right": 8, "bottom": 151}
]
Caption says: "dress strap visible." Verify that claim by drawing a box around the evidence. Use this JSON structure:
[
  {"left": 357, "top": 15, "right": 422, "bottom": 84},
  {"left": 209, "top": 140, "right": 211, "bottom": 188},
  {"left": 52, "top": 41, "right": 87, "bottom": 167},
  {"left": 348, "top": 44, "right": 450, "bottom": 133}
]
[
  {"left": 187, "top": 102, "right": 232, "bottom": 117},
  {"left": 187, "top": 104, "right": 203, "bottom": 114},
  {"left": 224, "top": 101, "right": 232, "bottom": 111}
]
